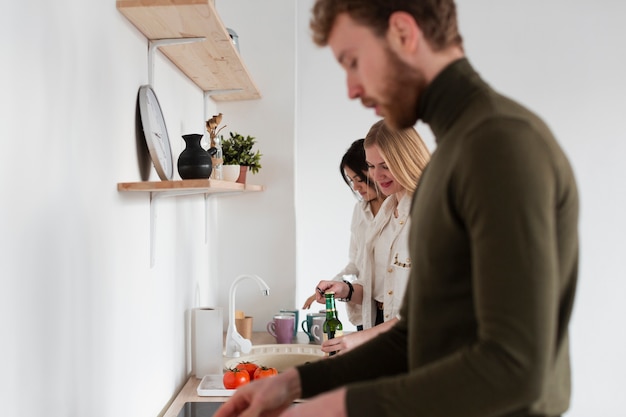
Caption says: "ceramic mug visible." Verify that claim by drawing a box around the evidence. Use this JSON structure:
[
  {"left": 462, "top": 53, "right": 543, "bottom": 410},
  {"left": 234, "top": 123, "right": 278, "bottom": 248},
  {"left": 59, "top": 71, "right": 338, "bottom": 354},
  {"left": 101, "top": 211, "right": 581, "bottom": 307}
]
[
  {"left": 267, "top": 314, "right": 295, "bottom": 344},
  {"left": 280, "top": 309, "right": 299, "bottom": 338},
  {"left": 301, "top": 313, "right": 326, "bottom": 342},
  {"left": 310, "top": 315, "right": 326, "bottom": 345},
  {"left": 235, "top": 316, "right": 253, "bottom": 340}
]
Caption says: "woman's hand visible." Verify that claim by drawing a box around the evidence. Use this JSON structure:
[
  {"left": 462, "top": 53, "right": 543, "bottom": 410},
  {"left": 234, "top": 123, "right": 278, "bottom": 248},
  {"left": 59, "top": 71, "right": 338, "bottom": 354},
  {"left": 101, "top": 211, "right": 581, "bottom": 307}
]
[
  {"left": 301, "top": 293, "right": 317, "bottom": 309},
  {"left": 314, "top": 280, "right": 350, "bottom": 303},
  {"left": 320, "top": 331, "right": 370, "bottom": 355},
  {"left": 321, "top": 319, "right": 398, "bottom": 355}
]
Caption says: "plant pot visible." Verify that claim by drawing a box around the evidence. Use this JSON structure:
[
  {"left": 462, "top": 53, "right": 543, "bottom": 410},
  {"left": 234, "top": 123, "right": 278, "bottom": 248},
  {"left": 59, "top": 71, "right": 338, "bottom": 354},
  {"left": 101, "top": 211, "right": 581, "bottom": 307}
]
[
  {"left": 236, "top": 166, "right": 248, "bottom": 184},
  {"left": 177, "top": 134, "right": 212, "bottom": 179},
  {"left": 222, "top": 165, "right": 241, "bottom": 182}
]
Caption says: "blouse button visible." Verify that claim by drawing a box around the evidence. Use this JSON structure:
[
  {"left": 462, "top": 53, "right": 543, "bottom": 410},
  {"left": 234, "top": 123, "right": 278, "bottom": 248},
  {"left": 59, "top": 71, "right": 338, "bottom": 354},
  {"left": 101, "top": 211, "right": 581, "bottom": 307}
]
[
  {"left": 388, "top": 290, "right": 393, "bottom": 295},
  {"left": 387, "top": 267, "right": 393, "bottom": 273}
]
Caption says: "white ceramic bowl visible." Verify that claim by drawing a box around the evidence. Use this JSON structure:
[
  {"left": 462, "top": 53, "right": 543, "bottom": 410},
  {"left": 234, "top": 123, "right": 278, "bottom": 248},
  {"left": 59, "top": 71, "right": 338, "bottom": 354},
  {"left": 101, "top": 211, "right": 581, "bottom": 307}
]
[
  {"left": 222, "top": 164, "right": 241, "bottom": 182},
  {"left": 223, "top": 344, "right": 324, "bottom": 372}
]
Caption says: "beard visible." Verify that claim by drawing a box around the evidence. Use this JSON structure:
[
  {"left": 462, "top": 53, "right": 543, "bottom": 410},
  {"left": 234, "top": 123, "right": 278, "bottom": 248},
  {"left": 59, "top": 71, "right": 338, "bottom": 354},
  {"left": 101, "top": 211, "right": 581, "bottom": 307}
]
[{"left": 366, "top": 45, "right": 427, "bottom": 130}]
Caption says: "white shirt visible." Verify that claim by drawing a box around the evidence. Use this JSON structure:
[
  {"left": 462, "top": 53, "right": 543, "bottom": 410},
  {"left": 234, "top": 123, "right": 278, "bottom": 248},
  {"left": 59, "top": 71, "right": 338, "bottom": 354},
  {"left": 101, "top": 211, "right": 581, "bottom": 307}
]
[
  {"left": 357, "top": 193, "right": 412, "bottom": 329},
  {"left": 332, "top": 200, "right": 376, "bottom": 326}
]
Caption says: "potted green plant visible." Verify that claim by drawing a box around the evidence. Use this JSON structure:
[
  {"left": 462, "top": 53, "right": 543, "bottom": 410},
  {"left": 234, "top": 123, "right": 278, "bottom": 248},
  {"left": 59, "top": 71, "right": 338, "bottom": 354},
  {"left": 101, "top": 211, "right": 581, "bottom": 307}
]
[{"left": 221, "top": 132, "right": 262, "bottom": 183}]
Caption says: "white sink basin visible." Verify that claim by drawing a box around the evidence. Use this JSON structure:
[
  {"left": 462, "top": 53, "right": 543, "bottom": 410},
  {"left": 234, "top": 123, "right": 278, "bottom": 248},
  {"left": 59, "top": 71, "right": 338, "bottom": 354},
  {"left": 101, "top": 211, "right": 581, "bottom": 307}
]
[{"left": 224, "top": 344, "right": 324, "bottom": 372}]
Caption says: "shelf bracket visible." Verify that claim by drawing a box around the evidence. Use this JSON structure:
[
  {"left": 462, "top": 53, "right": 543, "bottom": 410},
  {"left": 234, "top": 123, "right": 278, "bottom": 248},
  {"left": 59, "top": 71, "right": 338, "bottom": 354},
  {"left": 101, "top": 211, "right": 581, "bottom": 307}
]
[
  {"left": 148, "top": 37, "right": 206, "bottom": 86},
  {"left": 203, "top": 89, "right": 244, "bottom": 119},
  {"left": 204, "top": 191, "right": 241, "bottom": 243},
  {"left": 204, "top": 193, "right": 215, "bottom": 244},
  {"left": 149, "top": 189, "right": 208, "bottom": 268},
  {"left": 149, "top": 189, "right": 242, "bottom": 267}
]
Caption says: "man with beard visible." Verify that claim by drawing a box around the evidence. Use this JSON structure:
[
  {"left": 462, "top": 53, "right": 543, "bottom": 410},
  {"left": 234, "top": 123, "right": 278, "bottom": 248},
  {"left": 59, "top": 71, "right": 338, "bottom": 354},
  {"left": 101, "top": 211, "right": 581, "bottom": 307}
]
[{"left": 214, "top": 2, "right": 579, "bottom": 417}]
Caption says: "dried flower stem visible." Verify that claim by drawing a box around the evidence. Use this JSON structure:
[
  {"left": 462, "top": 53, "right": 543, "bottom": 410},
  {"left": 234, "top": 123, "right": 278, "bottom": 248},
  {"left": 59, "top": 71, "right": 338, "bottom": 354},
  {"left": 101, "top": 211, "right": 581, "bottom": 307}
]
[{"left": 205, "top": 113, "right": 227, "bottom": 147}]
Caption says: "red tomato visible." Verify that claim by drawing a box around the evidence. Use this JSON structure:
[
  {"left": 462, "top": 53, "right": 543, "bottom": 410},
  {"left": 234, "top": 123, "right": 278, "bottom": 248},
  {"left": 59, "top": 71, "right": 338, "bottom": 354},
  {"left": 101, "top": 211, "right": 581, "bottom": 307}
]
[
  {"left": 253, "top": 366, "right": 278, "bottom": 380},
  {"left": 235, "top": 361, "right": 259, "bottom": 381},
  {"left": 222, "top": 368, "right": 250, "bottom": 389}
]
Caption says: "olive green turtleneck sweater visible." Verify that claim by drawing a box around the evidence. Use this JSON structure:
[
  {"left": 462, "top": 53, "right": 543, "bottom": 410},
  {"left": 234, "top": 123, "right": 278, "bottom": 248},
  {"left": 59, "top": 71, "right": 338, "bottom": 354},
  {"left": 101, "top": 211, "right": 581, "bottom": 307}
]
[{"left": 298, "top": 58, "right": 578, "bottom": 417}]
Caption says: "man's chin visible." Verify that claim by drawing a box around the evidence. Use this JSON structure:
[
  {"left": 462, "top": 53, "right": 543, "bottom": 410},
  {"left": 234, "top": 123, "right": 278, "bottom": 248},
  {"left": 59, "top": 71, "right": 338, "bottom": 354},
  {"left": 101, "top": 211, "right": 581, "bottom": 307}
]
[
  {"left": 370, "top": 100, "right": 418, "bottom": 129},
  {"left": 382, "top": 112, "right": 418, "bottom": 130}
]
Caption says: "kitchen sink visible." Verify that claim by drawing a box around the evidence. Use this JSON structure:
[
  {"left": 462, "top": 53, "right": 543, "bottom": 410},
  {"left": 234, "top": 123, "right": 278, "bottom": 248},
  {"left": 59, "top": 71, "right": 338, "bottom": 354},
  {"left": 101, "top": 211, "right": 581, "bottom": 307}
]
[
  {"left": 223, "top": 343, "right": 324, "bottom": 372},
  {"left": 178, "top": 401, "right": 299, "bottom": 416},
  {"left": 177, "top": 402, "right": 224, "bottom": 417}
]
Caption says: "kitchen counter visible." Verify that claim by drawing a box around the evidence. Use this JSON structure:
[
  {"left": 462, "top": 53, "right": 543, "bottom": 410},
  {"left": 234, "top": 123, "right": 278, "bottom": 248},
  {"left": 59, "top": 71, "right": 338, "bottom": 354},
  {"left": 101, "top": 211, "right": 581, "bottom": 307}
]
[{"left": 161, "top": 332, "right": 314, "bottom": 417}]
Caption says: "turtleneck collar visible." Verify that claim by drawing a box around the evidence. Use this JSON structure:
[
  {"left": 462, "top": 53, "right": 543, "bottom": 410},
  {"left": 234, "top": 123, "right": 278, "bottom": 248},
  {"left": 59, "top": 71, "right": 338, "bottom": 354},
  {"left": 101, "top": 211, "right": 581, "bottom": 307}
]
[{"left": 417, "top": 58, "right": 487, "bottom": 143}]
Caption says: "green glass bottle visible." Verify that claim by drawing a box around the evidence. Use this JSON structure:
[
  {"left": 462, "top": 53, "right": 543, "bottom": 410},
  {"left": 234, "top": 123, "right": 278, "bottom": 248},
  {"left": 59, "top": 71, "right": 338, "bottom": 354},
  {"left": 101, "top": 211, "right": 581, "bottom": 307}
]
[{"left": 322, "top": 291, "right": 343, "bottom": 356}]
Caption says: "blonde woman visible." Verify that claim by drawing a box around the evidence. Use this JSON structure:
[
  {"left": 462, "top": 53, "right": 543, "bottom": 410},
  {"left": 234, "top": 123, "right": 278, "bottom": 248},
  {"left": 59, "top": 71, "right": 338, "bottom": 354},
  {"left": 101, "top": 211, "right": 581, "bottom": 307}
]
[{"left": 315, "top": 119, "right": 430, "bottom": 354}]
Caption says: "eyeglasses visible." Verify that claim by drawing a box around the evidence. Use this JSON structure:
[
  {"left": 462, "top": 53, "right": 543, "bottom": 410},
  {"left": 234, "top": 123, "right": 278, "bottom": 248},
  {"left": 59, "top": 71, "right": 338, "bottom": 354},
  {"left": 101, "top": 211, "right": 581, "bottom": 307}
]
[{"left": 346, "top": 175, "right": 381, "bottom": 200}]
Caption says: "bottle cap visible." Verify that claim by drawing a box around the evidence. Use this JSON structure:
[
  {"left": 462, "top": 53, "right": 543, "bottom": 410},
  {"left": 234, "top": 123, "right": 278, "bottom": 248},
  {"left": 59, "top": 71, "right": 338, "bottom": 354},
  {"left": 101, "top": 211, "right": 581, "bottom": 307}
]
[{"left": 325, "top": 291, "right": 335, "bottom": 295}]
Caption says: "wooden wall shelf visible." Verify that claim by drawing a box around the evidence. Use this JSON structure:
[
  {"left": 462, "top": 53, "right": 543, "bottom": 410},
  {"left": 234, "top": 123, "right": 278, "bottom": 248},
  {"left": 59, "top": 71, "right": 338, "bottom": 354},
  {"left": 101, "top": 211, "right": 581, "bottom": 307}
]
[
  {"left": 117, "top": 0, "right": 261, "bottom": 101},
  {"left": 117, "top": 179, "right": 264, "bottom": 195}
]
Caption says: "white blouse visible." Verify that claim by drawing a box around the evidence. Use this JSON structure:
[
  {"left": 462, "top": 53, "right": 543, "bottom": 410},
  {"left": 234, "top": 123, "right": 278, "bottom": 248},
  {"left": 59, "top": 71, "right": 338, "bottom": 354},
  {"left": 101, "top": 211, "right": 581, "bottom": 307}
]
[
  {"left": 332, "top": 200, "right": 377, "bottom": 326},
  {"left": 357, "top": 193, "right": 412, "bottom": 329}
]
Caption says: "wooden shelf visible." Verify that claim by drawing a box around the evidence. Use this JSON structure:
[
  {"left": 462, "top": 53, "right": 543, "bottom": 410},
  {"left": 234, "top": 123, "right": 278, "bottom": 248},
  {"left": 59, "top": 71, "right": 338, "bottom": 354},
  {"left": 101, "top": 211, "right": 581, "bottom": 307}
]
[
  {"left": 118, "top": 179, "right": 264, "bottom": 195},
  {"left": 117, "top": 0, "right": 261, "bottom": 101}
]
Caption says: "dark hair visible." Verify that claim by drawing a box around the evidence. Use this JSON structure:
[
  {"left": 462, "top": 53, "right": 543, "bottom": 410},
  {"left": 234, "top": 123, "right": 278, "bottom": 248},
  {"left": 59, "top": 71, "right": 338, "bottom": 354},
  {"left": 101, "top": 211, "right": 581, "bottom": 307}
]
[
  {"left": 340, "top": 138, "right": 369, "bottom": 188},
  {"left": 310, "top": 0, "right": 462, "bottom": 51}
]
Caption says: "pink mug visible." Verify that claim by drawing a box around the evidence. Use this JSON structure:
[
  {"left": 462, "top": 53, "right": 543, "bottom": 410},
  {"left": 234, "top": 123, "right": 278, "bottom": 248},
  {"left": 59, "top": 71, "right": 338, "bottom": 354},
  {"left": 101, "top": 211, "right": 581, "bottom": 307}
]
[{"left": 267, "top": 314, "right": 295, "bottom": 344}]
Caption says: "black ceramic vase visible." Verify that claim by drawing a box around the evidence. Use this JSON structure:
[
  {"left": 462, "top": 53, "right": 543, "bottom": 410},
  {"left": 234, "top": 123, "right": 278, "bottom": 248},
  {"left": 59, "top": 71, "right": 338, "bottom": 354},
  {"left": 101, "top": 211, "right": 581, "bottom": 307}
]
[{"left": 177, "top": 134, "right": 213, "bottom": 179}]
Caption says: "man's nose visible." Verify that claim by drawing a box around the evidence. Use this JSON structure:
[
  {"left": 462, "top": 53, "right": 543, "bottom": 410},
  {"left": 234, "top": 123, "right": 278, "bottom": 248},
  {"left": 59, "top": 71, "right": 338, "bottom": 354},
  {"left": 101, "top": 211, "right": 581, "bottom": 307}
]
[{"left": 347, "top": 74, "right": 362, "bottom": 99}]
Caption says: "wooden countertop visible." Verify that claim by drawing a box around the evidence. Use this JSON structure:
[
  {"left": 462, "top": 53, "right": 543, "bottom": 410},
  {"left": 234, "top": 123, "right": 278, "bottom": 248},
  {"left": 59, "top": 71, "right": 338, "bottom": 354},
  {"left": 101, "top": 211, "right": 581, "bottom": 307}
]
[{"left": 161, "top": 332, "right": 314, "bottom": 417}]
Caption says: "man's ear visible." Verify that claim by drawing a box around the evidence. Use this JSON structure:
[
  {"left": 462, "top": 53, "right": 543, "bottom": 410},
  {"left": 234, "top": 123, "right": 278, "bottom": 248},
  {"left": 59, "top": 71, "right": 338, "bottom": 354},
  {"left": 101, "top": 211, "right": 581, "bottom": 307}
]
[{"left": 387, "top": 11, "right": 421, "bottom": 54}]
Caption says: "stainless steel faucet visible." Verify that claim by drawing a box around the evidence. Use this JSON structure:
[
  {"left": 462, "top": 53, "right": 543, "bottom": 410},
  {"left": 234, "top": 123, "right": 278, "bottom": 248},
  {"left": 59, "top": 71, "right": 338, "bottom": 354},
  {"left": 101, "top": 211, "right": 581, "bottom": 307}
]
[{"left": 225, "top": 274, "right": 270, "bottom": 357}]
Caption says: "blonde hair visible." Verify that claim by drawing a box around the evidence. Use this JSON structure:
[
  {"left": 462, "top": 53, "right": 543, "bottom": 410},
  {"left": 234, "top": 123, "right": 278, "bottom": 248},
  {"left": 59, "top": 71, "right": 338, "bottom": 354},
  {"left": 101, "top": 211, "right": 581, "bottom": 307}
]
[{"left": 364, "top": 119, "right": 430, "bottom": 195}]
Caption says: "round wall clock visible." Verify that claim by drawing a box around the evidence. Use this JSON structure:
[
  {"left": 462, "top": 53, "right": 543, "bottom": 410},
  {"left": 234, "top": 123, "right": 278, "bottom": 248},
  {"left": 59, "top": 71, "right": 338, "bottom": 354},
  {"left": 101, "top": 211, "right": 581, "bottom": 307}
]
[{"left": 138, "top": 85, "right": 174, "bottom": 180}]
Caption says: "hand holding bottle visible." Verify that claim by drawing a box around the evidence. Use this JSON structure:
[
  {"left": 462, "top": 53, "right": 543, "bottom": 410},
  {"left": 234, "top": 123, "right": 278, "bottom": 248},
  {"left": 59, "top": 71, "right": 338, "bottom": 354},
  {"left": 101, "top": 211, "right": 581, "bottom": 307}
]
[
  {"left": 321, "top": 318, "right": 398, "bottom": 355},
  {"left": 314, "top": 280, "right": 349, "bottom": 303}
]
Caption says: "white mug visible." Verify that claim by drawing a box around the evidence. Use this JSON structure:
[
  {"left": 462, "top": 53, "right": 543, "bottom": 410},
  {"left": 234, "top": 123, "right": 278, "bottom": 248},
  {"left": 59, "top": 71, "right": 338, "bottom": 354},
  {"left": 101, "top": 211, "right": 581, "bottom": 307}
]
[{"left": 310, "top": 316, "right": 325, "bottom": 345}]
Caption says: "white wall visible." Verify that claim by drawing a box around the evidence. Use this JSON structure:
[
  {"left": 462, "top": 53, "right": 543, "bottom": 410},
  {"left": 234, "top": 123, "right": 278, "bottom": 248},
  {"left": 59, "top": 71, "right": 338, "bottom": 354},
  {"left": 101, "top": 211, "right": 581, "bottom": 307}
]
[
  {"left": 0, "top": 0, "right": 295, "bottom": 416},
  {"left": 213, "top": 0, "right": 298, "bottom": 328},
  {"left": 1, "top": 0, "right": 624, "bottom": 416},
  {"left": 295, "top": 1, "right": 626, "bottom": 416}
]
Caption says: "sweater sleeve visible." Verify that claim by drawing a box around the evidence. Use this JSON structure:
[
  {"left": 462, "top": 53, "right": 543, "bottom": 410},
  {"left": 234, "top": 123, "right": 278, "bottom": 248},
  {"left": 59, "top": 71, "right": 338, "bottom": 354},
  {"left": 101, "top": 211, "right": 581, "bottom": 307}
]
[{"left": 298, "top": 316, "right": 409, "bottom": 396}]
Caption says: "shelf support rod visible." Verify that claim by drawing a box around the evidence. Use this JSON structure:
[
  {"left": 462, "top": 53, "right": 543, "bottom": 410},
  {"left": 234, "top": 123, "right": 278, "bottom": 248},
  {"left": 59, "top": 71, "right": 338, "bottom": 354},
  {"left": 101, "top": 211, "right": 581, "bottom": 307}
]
[
  {"left": 204, "top": 194, "right": 214, "bottom": 244},
  {"left": 203, "top": 89, "right": 244, "bottom": 120},
  {"left": 149, "top": 189, "right": 244, "bottom": 267},
  {"left": 150, "top": 191, "right": 158, "bottom": 268},
  {"left": 204, "top": 192, "right": 241, "bottom": 243},
  {"left": 150, "top": 190, "right": 209, "bottom": 268},
  {"left": 148, "top": 37, "right": 206, "bottom": 86}
]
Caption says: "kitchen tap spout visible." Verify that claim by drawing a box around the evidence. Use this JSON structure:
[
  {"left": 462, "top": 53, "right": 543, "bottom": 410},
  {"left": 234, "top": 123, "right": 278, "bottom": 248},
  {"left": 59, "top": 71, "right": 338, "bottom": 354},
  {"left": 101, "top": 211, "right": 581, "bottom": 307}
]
[{"left": 225, "top": 274, "right": 270, "bottom": 358}]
